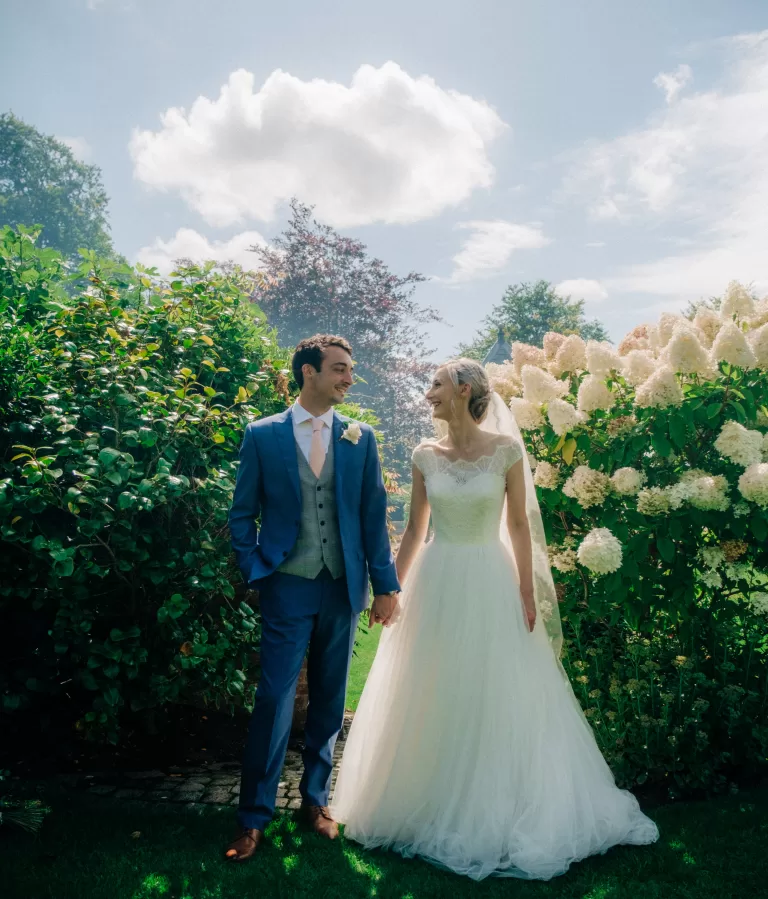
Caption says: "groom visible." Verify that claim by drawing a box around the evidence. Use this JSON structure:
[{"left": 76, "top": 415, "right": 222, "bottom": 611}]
[{"left": 225, "top": 334, "right": 401, "bottom": 862}]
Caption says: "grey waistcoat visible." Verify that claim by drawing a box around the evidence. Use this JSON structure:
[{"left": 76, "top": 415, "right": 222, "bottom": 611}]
[{"left": 277, "top": 435, "right": 345, "bottom": 580}]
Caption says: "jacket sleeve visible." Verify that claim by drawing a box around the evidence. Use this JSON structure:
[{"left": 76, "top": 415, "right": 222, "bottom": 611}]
[
  {"left": 229, "top": 424, "right": 262, "bottom": 584},
  {"left": 360, "top": 426, "right": 401, "bottom": 595}
]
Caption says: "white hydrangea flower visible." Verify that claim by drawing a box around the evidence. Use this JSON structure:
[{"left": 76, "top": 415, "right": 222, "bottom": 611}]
[
  {"left": 577, "top": 375, "right": 616, "bottom": 413},
  {"left": 563, "top": 465, "right": 612, "bottom": 508},
  {"left": 546, "top": 359, "right": 565, "bottom": 377},
  {"left": 714, "top": 420, "right": 764, "bottom": 467},
  {"left": 712, "top": 321, "right": 757, "bottom": 369},
  {"left": 611, "top": 467, "right": 646, "bottom": 496},
  {"left": 509, "top": 396, "right": 545, "bottom": 431},
  {"left": 749, "top": 298, "right": 768, "bottom": 330},
  {"left": 521, "top": 364, "right": 570, "bottom": 404},
  {"left": 550, "top": 547, "right": 578, "bottom": 573},
  {"left": 675, "top": 470, "right": 730, "bottom": 512},
  {"left": 635, "top": 365, "right": 684, "bottom": 409},
  {"left": 486, "top": 362, "right": 522, "bottom": 403},
  {"left": 763, "top": 433, "right": 768, "bottom": 462},
  {"left": 658, "top": 312, "right": 689, "bottom": 347},
  {"left": 543, "top": 331, "right": 567, "bottom": 360},
  {"left": 512, "top": 342, "right": 546, "bottom": 376},
  {"left": 637, "top": 486, "right": 673, "bottom": 515},
  {"left": 555, "top": 334, "right": 587, "bottom": 373},
  {"left": 748, "top": 322, "right": 768, "bottom": 370},
  {"left": 724, "top": 561, "right": 752, "bottom": 582},
  {"left": 534, "top": 460, "right": 561, "bottom": 489},
  {"left": 577, "top": 528, "right": 623, "bottom": 575},
  {"left": 647, "top": 324, "right": 662, "bottom": 354},
  {"left": 586, "top": 340, "right": 621, "bottom": 377},
  {"left": 749, "top": 592, "right": 768, "bottom": 616},
  {"left": 666, "top": 328, "right": 712, "bottom": 375},
  {"left": 693, "top": 307, "right": 722, "bottom": 346},
  {"left": 618, "top": 324, "right": 651, "bottom": 356},
  {"left": 733, "top": 500, "right": 751, "bottom": 517},
  {"left": 738, "top": 462, "right": 768, "bottom": 508},
  {"left": 699, "top": 546, "right": 725, "bottom": 569},
  {"left": 621, "top": 349, "right": 657, "bottom": 386},
  {"left": 547, "top": 398, "right": 586, "bottom": 436},
  {"left": 721, "top": 281, "right": 756, "bottom": 320},
  {"left": 700, "top": 569, "right": 723, "bottom": 590}
]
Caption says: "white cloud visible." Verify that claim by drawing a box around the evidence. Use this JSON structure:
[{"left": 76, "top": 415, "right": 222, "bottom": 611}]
[
  {"left": 555, "top": 279, "right": 608, "bottom": 303},
  {"left": 445, "top": 220, "right": 550, "bottom": 284},
  {"left": 568, "top": 31, "right": 768, "bottom": 302},
  {"left": 653, "top": 64, "right": 693, "bottom": 104},
  {"left": 586, "top": 241, "right": 605, "bottom": 248},
  {"left": 135, "top": 228, "right": 268, "bottom": 275},
  {"left": 58, "top": 136, "right": 92, "bottom": 161},
  {"left": 130, "top": 63, "right": 507, "bottom": 229}
]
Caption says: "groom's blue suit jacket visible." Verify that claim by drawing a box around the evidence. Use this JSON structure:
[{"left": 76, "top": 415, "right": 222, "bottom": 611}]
[{"left": 229, "top": 408, "right": 400, "bottom": 614}]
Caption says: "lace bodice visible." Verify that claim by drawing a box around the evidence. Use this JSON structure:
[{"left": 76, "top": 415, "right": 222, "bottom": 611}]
[{"left": 412, "top": 440, "right": 523, "bottom": 545}]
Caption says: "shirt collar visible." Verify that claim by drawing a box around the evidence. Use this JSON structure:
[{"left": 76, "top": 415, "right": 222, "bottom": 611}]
[{"left": 292, "top": 400, "right": 334, "bottom": 429}]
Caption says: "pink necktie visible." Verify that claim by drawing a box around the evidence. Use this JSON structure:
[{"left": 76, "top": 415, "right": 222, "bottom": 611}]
[{"left": 309, "top": 418, "right": 326, "bottom": 478}]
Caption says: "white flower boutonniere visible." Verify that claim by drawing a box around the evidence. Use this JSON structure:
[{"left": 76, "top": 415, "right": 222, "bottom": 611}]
[{"left": 341, "top": 421, "right": 363, "bottom": 445}]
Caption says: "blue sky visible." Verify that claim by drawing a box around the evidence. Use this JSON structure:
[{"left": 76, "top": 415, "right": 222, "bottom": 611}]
[{"left": 2, "top": 0, "right": 768, "bottom": 358}]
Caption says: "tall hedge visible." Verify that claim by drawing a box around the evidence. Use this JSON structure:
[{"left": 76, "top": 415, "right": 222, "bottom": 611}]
[{"left": 0, "top": 228, "right": 291, "bottom": 744}]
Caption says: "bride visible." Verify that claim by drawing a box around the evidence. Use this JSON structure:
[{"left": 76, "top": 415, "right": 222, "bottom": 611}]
[{"left": 331, "top": 358, "right": 659, "bottom": 881}]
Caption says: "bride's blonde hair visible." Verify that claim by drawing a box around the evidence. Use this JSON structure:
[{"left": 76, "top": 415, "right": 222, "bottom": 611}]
[{"left": 440, "top": 358, "right": 492, "bottom": 423}]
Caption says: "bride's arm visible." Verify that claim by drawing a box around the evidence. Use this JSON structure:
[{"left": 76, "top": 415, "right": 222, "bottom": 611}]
[
  {"left": 505, "top": 461, "right": 536, "bottom": 628},
  {"left": 394, "top": 465, "right": 430, "bottom": 585}
]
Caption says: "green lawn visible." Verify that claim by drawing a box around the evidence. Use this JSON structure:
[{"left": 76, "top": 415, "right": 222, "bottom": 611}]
[
  {"left": 2, "top": 786, "right": 767, "bottom": 899},
  {"left": 347, "top": 619, "right": 382, "bottom": 712}
]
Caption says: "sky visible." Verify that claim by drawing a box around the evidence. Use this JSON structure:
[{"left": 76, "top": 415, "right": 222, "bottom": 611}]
[{"left": 2, "top": 0, "right": 768, "bottom": 360}]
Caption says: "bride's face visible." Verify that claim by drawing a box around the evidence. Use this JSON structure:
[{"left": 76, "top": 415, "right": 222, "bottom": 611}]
[{"left": 426, "top": 367, "right": 467, "bottom": 422}]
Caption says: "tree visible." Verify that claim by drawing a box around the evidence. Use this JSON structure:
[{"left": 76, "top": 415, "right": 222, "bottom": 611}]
[
  {"left": 0, "top": 113, "right": 114, "bottom": 261},
  {"left": 252, "top": 200, "right": 439, "bottom": 472},
  {"left": 459, "top": 280, "right": 609, "bottom": 359}
]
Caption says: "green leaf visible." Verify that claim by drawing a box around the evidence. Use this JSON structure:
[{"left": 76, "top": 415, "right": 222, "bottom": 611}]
[
  {"left": 657, "top": 535, "right": 675, "bottom": 563},
  {"left": 669, "top": 416, "right": 688, "bottom": 449},
  {"left": 98, "top": 447, "right": 121, "bottom": 467},
  {"left": 753, "top": 516, "right": 768, "bottom": 542},
  {"left": 652, "top": 433, "right": 672, "bottom": 457}
]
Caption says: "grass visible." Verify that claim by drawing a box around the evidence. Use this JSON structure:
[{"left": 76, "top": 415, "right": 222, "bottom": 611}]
[
  {"left": 347, "top": 619, "right": 382, "bottom": 712},
  {"left": 2, "top": 786, "right": 767, "bottom": 899}
]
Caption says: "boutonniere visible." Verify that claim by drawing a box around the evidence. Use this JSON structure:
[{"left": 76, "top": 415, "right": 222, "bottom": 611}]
[{"left": 340, "top": 421, "right": 363, "bottom": 445}]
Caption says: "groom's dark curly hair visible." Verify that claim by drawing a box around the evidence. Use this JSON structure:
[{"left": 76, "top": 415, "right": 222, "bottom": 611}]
[{"left": 292, "top": 334, "right": 353, "bottom": 389}]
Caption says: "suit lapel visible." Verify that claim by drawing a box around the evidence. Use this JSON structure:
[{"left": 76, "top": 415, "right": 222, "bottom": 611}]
[
  {"left": 273, "top": 409, "right": 301, "bottom": 504},
  {"left": 332, "top": 413, "right": 348, "bottom": 504}
]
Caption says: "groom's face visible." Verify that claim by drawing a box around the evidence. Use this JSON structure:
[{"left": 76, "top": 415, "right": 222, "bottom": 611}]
[{"left": 305, "top": 346, "right": 355, "bottom": 406}]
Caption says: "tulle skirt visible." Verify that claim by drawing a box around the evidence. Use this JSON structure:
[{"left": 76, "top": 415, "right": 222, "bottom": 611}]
[{"left": 331, "top": 538, "right": 659, "bottom": 881}]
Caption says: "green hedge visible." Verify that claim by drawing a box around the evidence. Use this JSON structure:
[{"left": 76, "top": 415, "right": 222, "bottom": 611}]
[{"left": 0, "top": 228, "right": 291, "bottom": 743}]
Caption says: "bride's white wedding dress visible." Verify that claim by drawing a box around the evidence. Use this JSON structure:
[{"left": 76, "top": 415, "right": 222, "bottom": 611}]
[{"left": 331, "top": 439, "right": 659, "bottom": 881}]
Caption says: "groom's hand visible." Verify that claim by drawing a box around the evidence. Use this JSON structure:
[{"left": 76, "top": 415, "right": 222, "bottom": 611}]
[{"left": 369, "top": 592, "right": 400, "bottom": 628}]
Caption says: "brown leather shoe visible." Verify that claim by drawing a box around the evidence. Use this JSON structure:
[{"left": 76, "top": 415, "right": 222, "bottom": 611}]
[
  {"left": 224, "top": 828, "right": 263, "bottom": 862},
  {"left": 303, "top": 804, "right": 339, "bottom": 840}
]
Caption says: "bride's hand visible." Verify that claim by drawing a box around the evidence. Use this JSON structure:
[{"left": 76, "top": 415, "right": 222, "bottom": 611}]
[{"left": 520, "top": 588, "right": 536, "bottom": 632}]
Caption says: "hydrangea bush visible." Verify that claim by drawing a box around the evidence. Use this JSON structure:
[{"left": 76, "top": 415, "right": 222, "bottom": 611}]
[{"left": 488, "top": 281, "right": 768, "bottom": 794}]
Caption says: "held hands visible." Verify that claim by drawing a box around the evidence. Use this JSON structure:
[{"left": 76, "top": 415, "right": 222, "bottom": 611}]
[
  {"left": 369, "top": 592, "right": 401, "bottom": 628},
  {"left": 520, "top": 585, "right": 536, "bottom": 633}
]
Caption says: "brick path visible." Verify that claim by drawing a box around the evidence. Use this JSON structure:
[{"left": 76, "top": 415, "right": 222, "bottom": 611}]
[{"left": 57, "top": 714, "right": 351, "bottom": 813}]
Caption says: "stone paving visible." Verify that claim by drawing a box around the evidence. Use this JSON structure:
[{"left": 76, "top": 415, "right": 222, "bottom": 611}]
[{"left": 58, "top": 714, "right": 351, "bottom": 813}]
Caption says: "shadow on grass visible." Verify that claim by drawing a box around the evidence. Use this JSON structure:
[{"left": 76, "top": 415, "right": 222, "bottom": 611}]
[{"left": 1, "top": 786, "right": 767, "bottom": 899}]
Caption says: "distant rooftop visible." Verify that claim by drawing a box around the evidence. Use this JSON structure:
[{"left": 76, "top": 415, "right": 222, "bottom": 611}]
[{"left": 482, "top": 328, "right": 512, "bottom": 365}]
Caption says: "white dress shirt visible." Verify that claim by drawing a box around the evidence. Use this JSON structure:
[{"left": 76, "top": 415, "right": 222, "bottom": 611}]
[{"left": 291, "top": 401, "right": 334, "bottom": 465}]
